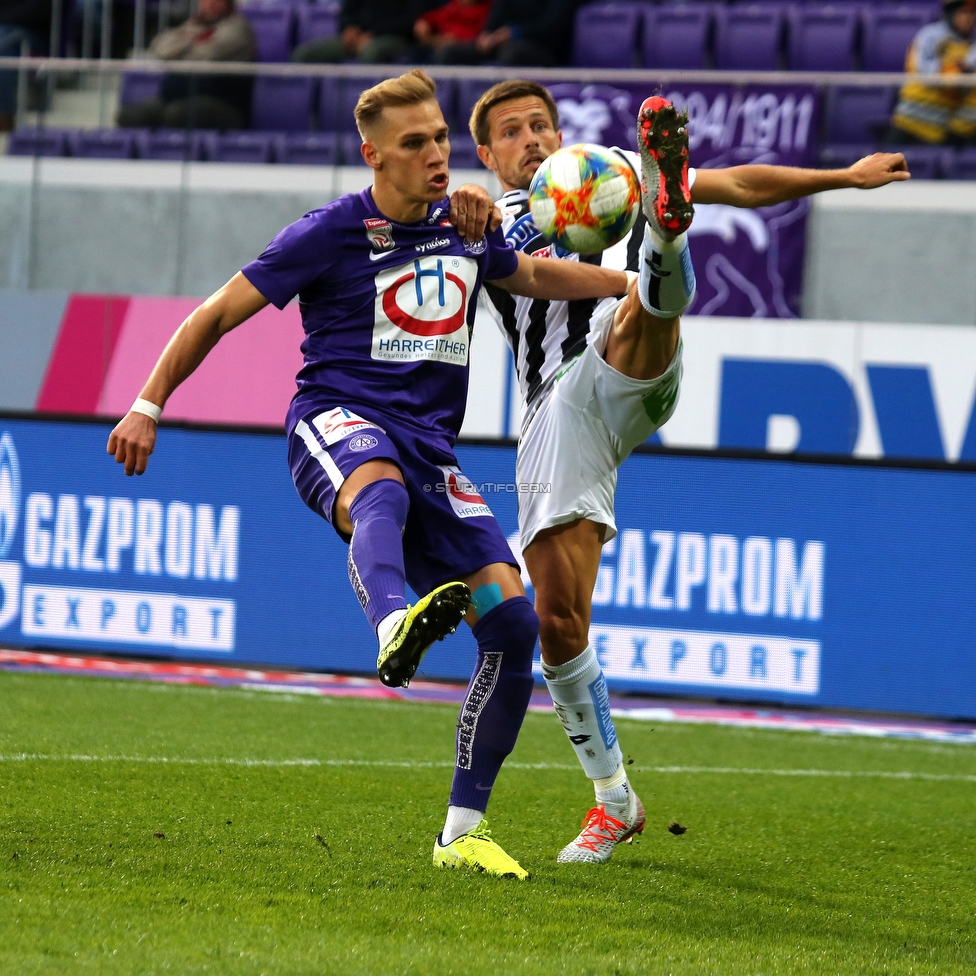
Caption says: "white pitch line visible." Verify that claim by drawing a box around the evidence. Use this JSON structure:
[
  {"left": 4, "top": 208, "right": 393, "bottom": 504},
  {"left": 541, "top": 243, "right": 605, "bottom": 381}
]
[{"left": 0, "top": 754, "right": 974, "bottom": 782}]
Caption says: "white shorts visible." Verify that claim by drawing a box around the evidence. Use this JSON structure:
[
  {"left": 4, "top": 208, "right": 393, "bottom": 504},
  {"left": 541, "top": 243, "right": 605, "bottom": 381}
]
[{"left": 516, "top": 299, "right": 683, "bottom": 550}]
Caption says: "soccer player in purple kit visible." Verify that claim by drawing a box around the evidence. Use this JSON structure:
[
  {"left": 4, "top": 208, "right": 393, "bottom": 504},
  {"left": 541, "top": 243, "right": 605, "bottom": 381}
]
[{"left": 107, "top": 69, "right": 630, "bottom": 879}]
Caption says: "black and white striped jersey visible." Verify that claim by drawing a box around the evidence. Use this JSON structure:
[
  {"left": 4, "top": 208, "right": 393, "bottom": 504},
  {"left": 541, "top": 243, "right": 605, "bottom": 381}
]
[{"left": 480, "top": 150, "right": 695, "bottom": 424}]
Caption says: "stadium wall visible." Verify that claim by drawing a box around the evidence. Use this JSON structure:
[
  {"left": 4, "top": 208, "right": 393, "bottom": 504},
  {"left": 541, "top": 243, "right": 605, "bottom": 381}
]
[
  {"left": 4, "top": 158, "right": 976, "bottom": 325},
  {"left": 4, "top": 290, "right": 976, "bottom": 461},
  {"left": 0, "top": 415, "right": 973, "bottom": 720}
]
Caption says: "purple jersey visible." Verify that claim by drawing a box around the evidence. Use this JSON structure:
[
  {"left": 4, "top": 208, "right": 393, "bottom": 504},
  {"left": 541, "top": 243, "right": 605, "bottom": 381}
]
[{"left": 241, "top": 188, "right": 519, "bottom": 441}]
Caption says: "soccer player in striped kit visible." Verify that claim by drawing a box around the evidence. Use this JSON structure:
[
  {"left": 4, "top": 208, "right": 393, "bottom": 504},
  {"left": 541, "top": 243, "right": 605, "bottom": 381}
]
[
  {"left": 107, "top": 70, "right": 631, "bottom": 878},
  {"left": 470, "top": 80, "right": 910, "bottom": 863}
]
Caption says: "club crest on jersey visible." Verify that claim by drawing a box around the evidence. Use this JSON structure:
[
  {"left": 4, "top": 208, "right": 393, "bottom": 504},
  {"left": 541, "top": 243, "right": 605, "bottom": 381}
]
[
  {"left": 439, "top": 465, "right": 492, "bottom": 519},
  {"left": 364, "top": 217, "right": 395, "bottom": 252},
  {"left": 463, "top": 236, "right": 487, "bottom": 255},
  {"left": 372, "top": 255, "right": 477, "bottom": 366}
]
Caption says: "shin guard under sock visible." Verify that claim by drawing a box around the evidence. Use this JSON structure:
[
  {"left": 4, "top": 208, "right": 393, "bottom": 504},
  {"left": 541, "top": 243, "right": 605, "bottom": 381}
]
[
  {"left": 346, "top": 479, "right": 409, "bottom": 632},
  {"left": 637, "top": 223, "right": 696, "bottom": 318},
  {"left": 448, "top": 596, "right": 539, "bottom": 812},
  {"left": 542, "top": 645, "right": 624, "bottom": 781}
]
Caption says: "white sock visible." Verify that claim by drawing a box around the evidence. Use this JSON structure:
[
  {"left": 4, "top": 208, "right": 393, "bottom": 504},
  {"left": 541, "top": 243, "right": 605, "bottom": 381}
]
[
  {"left": 441, "top": 805, "right": 483, "bottom": 845},
  {"left": 376, "top": 608, "right": 407, "bottom": 649},
  {"left": 637, "top": 222, "right": 696, "bottom": 318},
  {"left": 542, "top": 645, "right": 623, "bottom": 780},
  {"left": 594, "top": 763, "right": 631, "bottom": 809}
]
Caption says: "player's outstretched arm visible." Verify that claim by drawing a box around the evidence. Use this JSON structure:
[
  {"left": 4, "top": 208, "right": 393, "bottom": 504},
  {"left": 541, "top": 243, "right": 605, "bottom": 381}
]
[
  {"left": 107, "top": 272, "right": 269, "bottom": 477},
  {"left": 491, "top": 251, "right": 628, "bottom": 300},
  {"left": 691, "top": 153, "right": 910, "bottom": 208}
]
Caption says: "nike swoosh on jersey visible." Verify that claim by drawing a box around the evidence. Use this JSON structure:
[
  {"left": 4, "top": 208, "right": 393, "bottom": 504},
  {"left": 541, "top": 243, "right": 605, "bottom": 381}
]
[{"left": 368, "top": 249, "right": 398, "bottom": 261}]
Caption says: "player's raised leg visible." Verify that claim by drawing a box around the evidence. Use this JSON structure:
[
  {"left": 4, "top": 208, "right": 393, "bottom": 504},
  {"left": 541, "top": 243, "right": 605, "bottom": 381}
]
[
  {"left": 433, "top": 561, "right": 537, "bottom": 880},
  {"left": 605, "top": 95, "right": 695, "bottom": 380},
  {"left": 530, "top": 96, "right": 695, "bottom": 863}
]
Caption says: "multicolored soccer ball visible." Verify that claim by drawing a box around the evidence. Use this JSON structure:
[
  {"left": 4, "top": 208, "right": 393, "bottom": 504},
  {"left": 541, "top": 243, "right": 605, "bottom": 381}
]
[{"left": 528, "top": 144, "right": 641, "bottom": 255}]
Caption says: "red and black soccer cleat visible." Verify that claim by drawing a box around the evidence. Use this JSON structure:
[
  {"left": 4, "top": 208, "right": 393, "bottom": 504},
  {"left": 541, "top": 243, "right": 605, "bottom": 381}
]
[{"left": 637, "top": 95, "right": 694, "bottom": 240}]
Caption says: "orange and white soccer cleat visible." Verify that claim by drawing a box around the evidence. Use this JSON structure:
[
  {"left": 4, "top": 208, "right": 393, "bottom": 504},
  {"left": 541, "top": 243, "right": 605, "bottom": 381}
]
[
  {"left": 637, "top": 95, "right": 694, "bottom": 241},
  {"left": 556, "top": 793, "right": 646, "bottom": 864}
]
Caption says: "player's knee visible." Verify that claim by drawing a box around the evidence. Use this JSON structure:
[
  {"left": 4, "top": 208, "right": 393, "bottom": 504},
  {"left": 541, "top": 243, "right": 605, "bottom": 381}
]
[{"left": 472, "top": 595, "right": 539, "bottom": 673}]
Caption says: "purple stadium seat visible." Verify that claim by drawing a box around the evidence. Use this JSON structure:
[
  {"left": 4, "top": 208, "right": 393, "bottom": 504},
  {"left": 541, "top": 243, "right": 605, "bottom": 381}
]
[
  {"left": 457, "top": 79, "right": 494, "bottom": 136},
  {"left": 251, "top": 76, "right": 316, "bottom": 131},
  {"left": 134, "top": 129, "right": 207, "bottom": 161},
  {"left": 787, "top": 6, "right": 858, "bottom": 71},
  {"left": 449, "top": 133, "right": 482, "bottom": 169},
  {"left": 942, "top": 147, "right": 976, "bottom": 180},
  {"left": 240, "top": 3, "right": 296, "bottom": 62},
  {"left": 118, "top": 70, "right": 163, "bottom": 107},
  {"left": 862, "top": 5, "right": 937, "bottom": 73},
  {"left": 202, "top": 131, "right": 276, "bottom": 163},
  {"left": 296, "top": 0, "right": 340, "bottom": 47},
  {"left": 572, "top": 3, "right": 642, "bottom": 67},
  {"left": 891, "top": 144, "right": 944, "bottom": 179},
  {"left": 319, "top": 77, "right": 340, "bottom": 131},
  {"left": 273, "top": 132, "right": 338, "bottom": 165},
  {"left": 714, "top": 5, "right": 785, "bottom": 70},
  {"left": 825, "top": 85, "right": 897, "bottom": 143},
  {"left": 819, "top": 143, "right": 875, "bottom": 169},
  {"left": 68, "top": 128, "right": 138, "bottom": 159},
  {"left": 339, "top": 132, "right": 367, "bottom": 166},
  {"left": 641, "top": 4, "right": 716, "bottom": 70},
  {"left": 7, "top": 128, "right": 69, "bottom": 156}
]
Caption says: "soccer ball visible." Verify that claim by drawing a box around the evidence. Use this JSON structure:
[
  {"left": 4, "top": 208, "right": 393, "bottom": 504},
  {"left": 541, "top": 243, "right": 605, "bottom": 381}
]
[{"left": 528, "top": 144, "right": 641, "bottom": 255}]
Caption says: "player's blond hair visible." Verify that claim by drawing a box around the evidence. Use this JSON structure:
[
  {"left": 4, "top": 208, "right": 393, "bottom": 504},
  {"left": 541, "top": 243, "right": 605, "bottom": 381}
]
[
  {"left": 469, "top": 80, "right": 560, "bottom": 148},
  {"left": 354, "top": 69, "right": 439, "bottom": 139}
]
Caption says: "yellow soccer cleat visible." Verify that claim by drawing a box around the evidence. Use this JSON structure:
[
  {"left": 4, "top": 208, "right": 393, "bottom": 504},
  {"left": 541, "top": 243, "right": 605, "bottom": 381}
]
[
  {"left": 376, "top": 581, "right": 470, "bottom": 688},
  {"left": 433, "top": 820, "right": 529, "bottom": 880}
]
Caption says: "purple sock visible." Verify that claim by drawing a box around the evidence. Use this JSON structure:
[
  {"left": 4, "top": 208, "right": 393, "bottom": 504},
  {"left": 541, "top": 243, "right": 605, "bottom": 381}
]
[
  {"left": 346, "top": 479, "right": 409, "bottom": 631},
  {"left": 450, "top": 596, "right": 539, "bottom": 812}
]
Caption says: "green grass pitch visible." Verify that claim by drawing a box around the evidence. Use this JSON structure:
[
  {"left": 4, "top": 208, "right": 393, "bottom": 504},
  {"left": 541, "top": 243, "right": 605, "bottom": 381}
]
[{"left": 1, "top": 670, "right": 974, "bottom": 975}]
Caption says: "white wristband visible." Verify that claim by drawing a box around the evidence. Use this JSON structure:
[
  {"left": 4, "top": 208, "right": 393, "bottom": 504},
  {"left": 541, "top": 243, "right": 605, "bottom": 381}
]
[{"left": 130, "top": 397, "right": 162, "bottom": 424}]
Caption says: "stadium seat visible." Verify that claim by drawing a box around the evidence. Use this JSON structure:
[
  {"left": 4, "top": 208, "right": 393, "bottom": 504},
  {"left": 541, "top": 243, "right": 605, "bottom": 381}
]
[
  {"left": 641, "top": 4, "right": 715, "bottom": 70},
  {"left": 861, "top": 5, "right": 936, "bottom": 72},
  {"left": 273, "top": 132, "right": 338, "bottom": 165},
  {"left": 572, "top": 2, "right": 642, "bottom": 67},
  {"left": 202, "top": 131, "right": 277, "bottom": 163},
  {"left": 118, "top": 70, "right": 163, "bottom": 107},
  {"left": 457, "top": 79, "right": 494, "bottom": 136},
  {"left": 68, "top": 128, "right": 138, "bottom": 159},
  {"left": 251, "top": 76, "right": 317, "bottom": 131},
  {"left": 7, "top": 128, "right": 69, "bottom": 156},
  {"left": 134, "top": 129, "right": 207, "bottom": 161},
  {"left": 714, "top": 5, "right": 785, "bottom": 70},
  {"left": 338, "top": 131, "right": 368, "bottom": 166},
  {"left": 787, "top": 5, "right": 858, "bottom": 71},
  {"left": 892, "top": 144, "right": 945, "bottom": 179},
  {"left": 296, "top": 0, "right": 340, "bottom": 47},
  {"left": 449, "top": 133, "right": 482, "bottom": 169},
  {"left": 818, "top": 143, "right": 875, "bottom": 169},
  {"left": 941, "top": 147, "right": 976, "bottom": 180},
  {"left": 240, "top": 3, "right": 297, "bottom": 62},
  {"left": 825, "top": 85, "right": 897, "bottom": 144}
]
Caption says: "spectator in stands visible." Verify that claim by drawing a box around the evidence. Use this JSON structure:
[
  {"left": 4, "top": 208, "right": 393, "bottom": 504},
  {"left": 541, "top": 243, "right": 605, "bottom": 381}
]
[
  {"left": 889, "top": 0, "right": 976, "bottom": 144},
  {"left": 293, "top": 0, "right": 433, "bottom": 64},
  {"left": 413, "top": 0, "right": 491, "bottom": 64},
  {"left": 117, "top": 0, "right": 255, "bottom": 131},
  {"left": 0, "top": 0, "right": 50, "bottom": 132},
  {"left": 433, "top": 0, "right": 577, "bottom": 66}
]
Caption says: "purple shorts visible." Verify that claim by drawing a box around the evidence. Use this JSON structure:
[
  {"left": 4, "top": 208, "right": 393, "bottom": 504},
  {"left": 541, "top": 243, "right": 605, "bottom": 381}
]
[{"left": 288, "top": 406, "right": 517, "bottom": 597}]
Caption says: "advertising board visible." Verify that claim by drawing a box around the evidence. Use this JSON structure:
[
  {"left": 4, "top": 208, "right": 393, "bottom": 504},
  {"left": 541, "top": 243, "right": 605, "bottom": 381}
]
[{"left": 1, "top": 414, "right": 974, "bottom": 719}]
